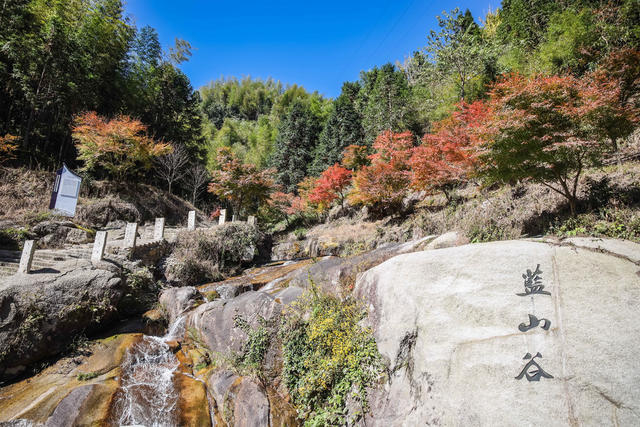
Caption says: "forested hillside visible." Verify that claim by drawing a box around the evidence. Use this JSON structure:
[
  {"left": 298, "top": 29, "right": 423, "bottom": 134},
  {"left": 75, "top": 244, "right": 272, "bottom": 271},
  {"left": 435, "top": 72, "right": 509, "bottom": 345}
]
[{"left": 1, "top": 0, "right": 639, "bottom": 233}]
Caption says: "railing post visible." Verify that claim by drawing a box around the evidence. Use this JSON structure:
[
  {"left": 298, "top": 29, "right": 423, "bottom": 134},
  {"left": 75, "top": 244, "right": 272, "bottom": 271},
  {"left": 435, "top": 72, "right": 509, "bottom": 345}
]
[
  {"left": 124, "top": 223, "right": 138, "bottom": 249},
  {"left": 154, "top": 217, "right": 166, "bottom": 240},
  {"left": 17, "top": 240, "right": 36, "bottom": 274},
  {"left": 187, "top": 210, "right": 196, "bottom": 231},
  {"left": 92, "top": 231, "right": 107, "bottom": 263}
]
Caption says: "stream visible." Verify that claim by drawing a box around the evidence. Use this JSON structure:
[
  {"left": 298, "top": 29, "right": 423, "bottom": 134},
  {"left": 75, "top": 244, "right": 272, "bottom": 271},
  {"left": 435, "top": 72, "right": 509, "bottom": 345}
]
[{"left": 111, "top": 316, "right": 186, "bottom": 427}]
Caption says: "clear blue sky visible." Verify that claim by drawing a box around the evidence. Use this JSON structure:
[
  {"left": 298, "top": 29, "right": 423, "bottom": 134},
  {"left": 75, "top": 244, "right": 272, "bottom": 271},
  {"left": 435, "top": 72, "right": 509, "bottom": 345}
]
[{"left": 124, "top": 0, "right": 496, "bottom": 98}]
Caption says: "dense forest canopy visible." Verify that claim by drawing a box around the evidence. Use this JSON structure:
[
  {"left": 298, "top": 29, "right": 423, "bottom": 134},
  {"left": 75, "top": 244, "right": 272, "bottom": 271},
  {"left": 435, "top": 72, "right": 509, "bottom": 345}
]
[{"left": 1, "top": 0, "right": 639, "bottom": 216}]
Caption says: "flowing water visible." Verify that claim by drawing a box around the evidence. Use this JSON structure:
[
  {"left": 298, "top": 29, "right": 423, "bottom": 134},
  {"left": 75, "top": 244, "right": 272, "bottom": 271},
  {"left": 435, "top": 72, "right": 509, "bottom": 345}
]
[{"left": 111, "top": 316, "right": 186, "bottom": 427}]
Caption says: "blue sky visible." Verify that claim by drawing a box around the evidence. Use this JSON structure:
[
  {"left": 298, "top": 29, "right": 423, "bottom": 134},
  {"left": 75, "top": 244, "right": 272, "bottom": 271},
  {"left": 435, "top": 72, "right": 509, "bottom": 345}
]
[{"left": 124, "top": 1, "right": 496, "bottom": 98}]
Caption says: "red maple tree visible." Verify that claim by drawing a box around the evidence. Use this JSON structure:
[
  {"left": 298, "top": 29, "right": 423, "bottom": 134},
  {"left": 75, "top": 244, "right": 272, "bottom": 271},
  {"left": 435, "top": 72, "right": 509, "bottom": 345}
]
[
  {"left": 410, "top": 101, "right": 489, "bottom": 201},
  {"left": 479, "top": 70, "right": 640, "bottom": 215},
  {"left": 0, "top": 134, "right": 18, "bottom": 164},
  {"left": 208, "top": 147, "right": 276, "bottom": 216},
  {"left": 350, "top": 131, "right": 414, "bottom": 208},
  {"left": 308, "top": 163, "right": 352, "bottom": 210}
]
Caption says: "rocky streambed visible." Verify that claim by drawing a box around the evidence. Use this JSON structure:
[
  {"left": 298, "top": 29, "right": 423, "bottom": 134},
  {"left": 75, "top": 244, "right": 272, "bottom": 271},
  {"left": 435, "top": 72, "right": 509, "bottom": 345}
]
[{"left": 1, "top": 235, "right": 640, "bottom": 426}]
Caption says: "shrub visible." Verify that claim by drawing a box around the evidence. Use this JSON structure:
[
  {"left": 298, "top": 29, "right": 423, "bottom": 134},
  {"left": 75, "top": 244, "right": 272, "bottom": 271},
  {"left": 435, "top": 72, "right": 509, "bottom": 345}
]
[
  {"left": 280, "top": 283, "right": 383, "bottom": 425},
  {"left": 0, "top": 227, "right": 31, "bottom": 250},
  {"left": 165, "top": 223, "right": 268, "bottom": 285},
  {"left": 548, "top": 207, "right": 640, "bottom": 241},
  {"left": 233, "top": 314, "right": 272, "bottom": 374},
  {"left": 118, "top": 267, "right": 160, "bottom": 315}
]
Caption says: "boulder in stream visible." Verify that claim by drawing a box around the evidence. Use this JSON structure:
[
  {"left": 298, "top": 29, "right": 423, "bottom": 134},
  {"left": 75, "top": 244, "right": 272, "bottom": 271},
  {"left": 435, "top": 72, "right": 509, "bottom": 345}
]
[{"left": 0, "top": 260, "right": 125, "bottom": 381}]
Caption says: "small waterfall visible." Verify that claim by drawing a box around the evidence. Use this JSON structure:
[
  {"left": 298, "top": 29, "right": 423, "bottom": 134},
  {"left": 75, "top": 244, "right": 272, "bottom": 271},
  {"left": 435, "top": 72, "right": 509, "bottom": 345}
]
[{"left": 112, "top": 316, "right": 186, "bottom": 427}]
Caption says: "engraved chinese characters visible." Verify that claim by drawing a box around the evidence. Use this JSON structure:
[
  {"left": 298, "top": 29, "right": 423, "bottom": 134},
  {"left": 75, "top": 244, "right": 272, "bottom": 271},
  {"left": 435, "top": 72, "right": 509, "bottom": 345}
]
[
  {"left": 515, "top": 353, "right": 554, "bottom": 382},
  {"left": 517, "top": 264, "right": 550, "bottom": 296},
  {"left": 515, "top": 264, "right": 553, "bottom": 381},
  {"left": 518, "top": 314, "right": 551, "bottom": 332}
]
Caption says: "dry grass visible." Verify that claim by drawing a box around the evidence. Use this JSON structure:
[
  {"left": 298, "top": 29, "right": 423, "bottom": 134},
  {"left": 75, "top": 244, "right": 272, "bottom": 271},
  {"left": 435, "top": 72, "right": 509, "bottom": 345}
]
[
  {"left": 0, "top": 167, "right": 204, "bottom": 228},
  {"left": 0, "top": 167, "right": 53, "bottom": 223},
  {"left": 296, "top": 161, "right": 640, "bottom": 249},
  {"left": 165, "top": 223, "right": 268, "bottom": 286}
]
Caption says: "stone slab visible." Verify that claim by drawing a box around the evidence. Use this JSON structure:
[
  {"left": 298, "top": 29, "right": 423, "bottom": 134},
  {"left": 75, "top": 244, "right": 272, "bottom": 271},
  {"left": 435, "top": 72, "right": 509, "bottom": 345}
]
[{"left": 124, "top": 223, "right": 138, "bottom": 249}]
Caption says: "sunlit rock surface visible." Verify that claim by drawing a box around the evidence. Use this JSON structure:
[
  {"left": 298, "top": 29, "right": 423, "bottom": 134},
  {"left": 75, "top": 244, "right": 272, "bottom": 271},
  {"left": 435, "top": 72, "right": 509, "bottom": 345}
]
[{"left": 355, "top": 239, "right": 640, "bottom": 426}]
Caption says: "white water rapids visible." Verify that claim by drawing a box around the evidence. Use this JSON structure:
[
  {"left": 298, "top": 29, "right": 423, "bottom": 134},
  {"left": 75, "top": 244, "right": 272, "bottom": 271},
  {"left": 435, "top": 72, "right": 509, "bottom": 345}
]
[{"left": 112, "top": 316, "right": 186, "bottom": 427}]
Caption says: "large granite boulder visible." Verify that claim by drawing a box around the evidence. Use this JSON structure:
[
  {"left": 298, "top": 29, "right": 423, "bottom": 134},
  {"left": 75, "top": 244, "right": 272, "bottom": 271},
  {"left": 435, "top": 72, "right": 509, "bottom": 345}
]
[
  {"left": 354, "top": 239, "right": 640, "bottom": 426},
  {"left": 0, "top": 260, "right": 124, "bottom": 380}
]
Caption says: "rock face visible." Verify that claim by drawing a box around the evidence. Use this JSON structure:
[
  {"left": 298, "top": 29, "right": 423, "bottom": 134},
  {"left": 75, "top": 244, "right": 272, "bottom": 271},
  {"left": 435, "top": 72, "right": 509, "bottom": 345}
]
[
  {"left": 282, "top": 236, "right": 435, "bottom": 296},
  {"left": 207, "top": 370, "right": 270, "bottom": 427},
  {"left": 355, "top": 239, "right": 640, "bottom": 426},
  {"left": 0, "top": 260, "right": 124, "bottom": 381},
  {"left": 159, "top": 286, "right": 202, "bottom": 324},
  {"left": 188, "top": 291, "right": 283, "bottom": 357},
  {"left": 32, "top": 220, "right": 93, "bottom": 247},
  {"left": 0, "top": 333, "right": 141, "bottom": 424}
]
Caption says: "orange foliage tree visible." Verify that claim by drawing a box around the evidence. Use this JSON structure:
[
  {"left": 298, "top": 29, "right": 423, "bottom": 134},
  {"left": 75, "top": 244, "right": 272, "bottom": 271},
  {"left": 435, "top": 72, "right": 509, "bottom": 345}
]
[
  {"left": 410, "top": 101, "right": 489, "bottom": 201},
  {"left": 308, "top": 163, "right": 352, "bottom": 211},
  {"left": 480, "top": 71, "right": 640, "bottom": 215},
  {"left": 0, "top": 134, "right": 18, "bottom": 164},
  {"left": 350, "top": 131, "right": 414, "bottom": 209},
  {"left": 208, "top": 147, "right": 276, "bottom": 216},
  {"left": 72, "top": 111, "right": 171, "bottom": 181}
]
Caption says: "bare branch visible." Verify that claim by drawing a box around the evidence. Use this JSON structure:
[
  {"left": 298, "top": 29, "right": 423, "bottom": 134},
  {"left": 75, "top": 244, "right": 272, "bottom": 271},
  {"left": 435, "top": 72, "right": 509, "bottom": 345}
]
[
  {"left": 155, "top": 144, "right": 189, "bottom": 194},
  {"left": 183, "top": 163, "right": 210, "bottom": 205}
]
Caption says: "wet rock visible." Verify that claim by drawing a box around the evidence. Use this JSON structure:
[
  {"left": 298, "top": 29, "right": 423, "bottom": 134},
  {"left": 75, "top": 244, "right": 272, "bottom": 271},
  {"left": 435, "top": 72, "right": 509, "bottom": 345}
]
[
  {"left": 44, "top": 384, "right": 96, "bottom": 427},
  {"left": 187, "top": 291, "right": 282, "bottom": 357},
  {"left": 175, "top": 372, "right": 212, "bottom": 426},
  {"left": 159, "top": 286, "right": 202, "bottom": 325},
  {"left": 199, "top": 259, "right": 313, "bottom": 300},
  {"left": 354, "top": 240, "right": 640, "bottom": 425},
  {"left": 207, "top": 370, "right": 270, "bottom": 427},
  {"left": 142, "top": 308, "right": 167, "bottom": 336},
  {"left": 0, "top": 334, "right": 141, "bottom": 424},
  {"left": 166, "top": 340, "right": 181, "bottom": 352},
  {"left": 270, "top": 237, "right": 343, "bottom": 260},
  {"left": 0, "top": 260, "right": 125, "bottom": 381}
]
